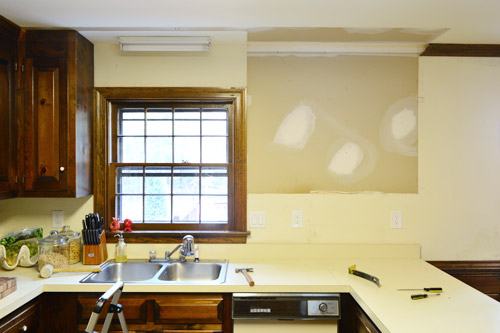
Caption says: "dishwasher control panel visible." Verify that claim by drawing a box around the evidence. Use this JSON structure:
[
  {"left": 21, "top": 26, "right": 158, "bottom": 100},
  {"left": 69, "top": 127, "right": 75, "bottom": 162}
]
[
  {"left": 307, "top": 300, "right": 339, "bottom": 316},
  {"left": 232, "top": 293, "right": 340, "bottom": 320}
]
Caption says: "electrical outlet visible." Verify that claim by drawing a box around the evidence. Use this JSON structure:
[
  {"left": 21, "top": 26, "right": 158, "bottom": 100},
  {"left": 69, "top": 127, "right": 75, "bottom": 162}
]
[
  {"left": 52, "top": 210, "right": 64, "bottom": 228},
  {"left": 391, "top": 210, "right": 403, "bottom": 229},
  {"left": 249, "top": 211, "right": 266, "bottom": 228},
  {"left": 292, "top": 210, "right": 303, "bottom": 228}
]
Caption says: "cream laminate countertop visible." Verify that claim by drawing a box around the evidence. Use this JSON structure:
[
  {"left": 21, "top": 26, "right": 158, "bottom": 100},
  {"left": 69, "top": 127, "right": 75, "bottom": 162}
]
[{"left": 1, "top": 257, "right": 500, "bottom": 332}]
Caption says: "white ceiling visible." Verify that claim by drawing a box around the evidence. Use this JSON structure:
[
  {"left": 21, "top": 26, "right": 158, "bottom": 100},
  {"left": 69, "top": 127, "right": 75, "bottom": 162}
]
[{"left": 1, "top": 0, "right": 500, "bottom": 44}]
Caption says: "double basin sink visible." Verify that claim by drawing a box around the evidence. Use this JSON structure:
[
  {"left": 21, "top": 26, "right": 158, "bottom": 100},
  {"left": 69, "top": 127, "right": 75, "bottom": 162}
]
[{"left": 80, "top": 259, "right": 228, "bottom": 284}]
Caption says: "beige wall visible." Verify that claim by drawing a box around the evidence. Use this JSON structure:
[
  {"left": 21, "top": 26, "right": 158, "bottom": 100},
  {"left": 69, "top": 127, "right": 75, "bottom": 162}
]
[
  {"left": 247, "top": 56, "right": 418, "bottom": 193},
  {"left": 246, "top": 56, "right": 500, "bottom": 260},
  {"left": 1, "top": 48, "right": 500, "bottom": 261},
  {"left": 94, "top": 31, "right": 247, "bottom": 87}
]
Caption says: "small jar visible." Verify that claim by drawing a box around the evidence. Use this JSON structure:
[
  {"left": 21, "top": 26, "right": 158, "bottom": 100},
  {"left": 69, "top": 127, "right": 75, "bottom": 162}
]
[
  {"left": 59, "top": 225, "right": 81, "bottom": 264},
  {"left": 38, "top": 230, "right": 69, "bottom": 271}
]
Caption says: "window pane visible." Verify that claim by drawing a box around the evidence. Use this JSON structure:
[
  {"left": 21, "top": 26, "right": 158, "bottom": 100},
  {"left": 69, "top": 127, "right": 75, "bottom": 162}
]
[
  {"left": 173, "top": 167, "right": 199, "bottom": 194},
  {"left": 201, "top": 196, "right": 227, "bottom": 223},
  {"left": 202, "top": 137, "right": 227, "bottom": 163},
  {"left": 175, "top": 120, "right": 200, "bottom": 136},
  {"left": 145, "top": 195, "right": 171, "bottom": 223},
  {"left": 172, "top": 196, "right": 199, "bottom": 223},
  {"left": 117, "top": 195, "right": 143, "bottom": 223},
  {"left": 145, "top": 167, "right": 171, "bottom": 194},
  {"left": 174, "top": 137, "right": 200, "bottom": 163},
  {"left": 202, "top": 120, "right": 227, "bottom": 136},
  {"left": 116, "top": 167, "right": 143, "bottom": 194},
  {"left": 146, "top": 137, "right": 172, "bottom": 163},
  {"left": 119, "top": 109, "right": 144, "bottom": 135},
  {"left": 174, "top": 108, "right": 200, "bottom": 120},
  {"left": 202, "top": 109, "right": 227, "bottom": 120},
  {"left": 118, "top": 137, "right": 145, "bottom": 162},
  {"left": 201, "top": 168, "right": 228, "bottom": 194},
  {"left": 147, "top": 109, "right": 172, "bottom": 136}
]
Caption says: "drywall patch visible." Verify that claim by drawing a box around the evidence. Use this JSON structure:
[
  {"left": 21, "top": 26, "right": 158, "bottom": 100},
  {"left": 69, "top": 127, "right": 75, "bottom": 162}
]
[
  {"left": 391, "top": 108, "right": 416, "bottom": 140},
  {"left": 328, "top": 142, "right": 364, "bottom": 176},
  {"left": 379, "top": 95, "right": 418, "bottom": 156},
  {"left": 273, "top": 104, "right": 316, "bottom": 150}
]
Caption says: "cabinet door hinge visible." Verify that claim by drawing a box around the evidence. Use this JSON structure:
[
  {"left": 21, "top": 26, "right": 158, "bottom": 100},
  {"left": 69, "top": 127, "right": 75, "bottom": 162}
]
[
  {"left": 21, "top": 64, "right": 24, "bottom": 73},
  {"left": 15, "top": 176, "right": 18, "bottom": 184},
  {"left": 14, "top": 62, "right": 18, "bottom": 71}
]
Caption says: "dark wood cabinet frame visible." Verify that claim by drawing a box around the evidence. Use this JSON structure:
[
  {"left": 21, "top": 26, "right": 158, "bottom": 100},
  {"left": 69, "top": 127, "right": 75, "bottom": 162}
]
[{"left": 94, "top": 87, "right": 249, "bottom": 244}]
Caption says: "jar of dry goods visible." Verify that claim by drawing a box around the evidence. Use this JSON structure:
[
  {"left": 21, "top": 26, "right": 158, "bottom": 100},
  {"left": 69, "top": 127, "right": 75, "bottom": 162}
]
[
  {"left": 38, "top": 230, "right": 69, "bottom": 270},
  {"left": 59, "top": 225, "right": 81, "bottom": 264}
]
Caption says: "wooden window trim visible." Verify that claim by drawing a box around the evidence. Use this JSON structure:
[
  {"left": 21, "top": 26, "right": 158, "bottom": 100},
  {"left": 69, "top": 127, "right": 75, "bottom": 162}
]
[{"left": 93, "top": 87, "right": 249, "bottom": 243}]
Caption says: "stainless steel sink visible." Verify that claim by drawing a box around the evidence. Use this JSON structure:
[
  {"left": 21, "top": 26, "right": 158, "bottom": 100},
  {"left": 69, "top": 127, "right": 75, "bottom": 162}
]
[
  {"left": 80, "top": 259, "right": 228, "bottom": 284},
  {"left": 157, "top": 261, "right": 224, "bottom": 282}
]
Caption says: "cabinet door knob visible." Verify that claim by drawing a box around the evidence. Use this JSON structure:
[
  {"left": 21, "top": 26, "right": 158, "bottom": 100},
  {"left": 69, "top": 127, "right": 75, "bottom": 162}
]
[
  {"left": 60, "top": 167, "right": 65, "bottom": 172},
  {"left": 21, "top": 325, "right": 28, "bottom": 331}
]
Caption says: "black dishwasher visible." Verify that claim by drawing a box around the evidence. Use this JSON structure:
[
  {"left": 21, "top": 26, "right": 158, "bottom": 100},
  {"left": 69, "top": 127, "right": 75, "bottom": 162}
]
[{"left": 232, "top": 293, "right": 340, "bottom": 320}]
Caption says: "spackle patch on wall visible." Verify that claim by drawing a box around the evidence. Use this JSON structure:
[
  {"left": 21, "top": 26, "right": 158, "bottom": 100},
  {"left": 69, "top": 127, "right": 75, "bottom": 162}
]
[
  {"left": 328, "top": 142, "right": 364, "bottom": 175},
  {"left": 379, "top": 95, "right": 418, "bottom": 157},
  {"left": 273, "top": 104, "right": 316, "bottom": 150}
]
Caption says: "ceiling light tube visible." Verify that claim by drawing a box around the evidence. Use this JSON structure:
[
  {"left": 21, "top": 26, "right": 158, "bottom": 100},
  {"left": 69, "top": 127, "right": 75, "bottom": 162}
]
[{"left": 119, "top": 36, "right": 211, "bottom": 52}]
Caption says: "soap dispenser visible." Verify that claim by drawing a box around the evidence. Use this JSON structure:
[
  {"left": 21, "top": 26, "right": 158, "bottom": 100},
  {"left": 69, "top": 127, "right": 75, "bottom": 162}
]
[{"left": 114, "top": 233, "right": 127, "bottom": 263}]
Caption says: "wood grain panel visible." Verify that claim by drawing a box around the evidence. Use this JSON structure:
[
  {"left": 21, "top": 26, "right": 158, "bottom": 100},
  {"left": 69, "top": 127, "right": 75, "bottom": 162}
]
[
  {"left": 428, "top": 260, "right": 500, "bottom": 301},
  {"left": 77, "top": 293, "right": 148, "bottom": 325},
  {"left": 153, "top": 293, "right": 223, "bottom": 324},
  {"left": 36, "top": 67, "right": 60, "bottom": 182},
  {"left": 0, "top": 15, "right": 20, "bottom": 199},
  {"left": 421, "top": 44, "right": 500, "bottom": 57},
  {"left": 22, "top": 29, "right": 93, "bottom": 198}
]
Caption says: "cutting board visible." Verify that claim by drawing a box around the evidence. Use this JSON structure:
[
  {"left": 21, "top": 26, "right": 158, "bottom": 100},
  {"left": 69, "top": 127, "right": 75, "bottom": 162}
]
[{"left": 0, "top": 277, "right": 17, "bottom": 299}]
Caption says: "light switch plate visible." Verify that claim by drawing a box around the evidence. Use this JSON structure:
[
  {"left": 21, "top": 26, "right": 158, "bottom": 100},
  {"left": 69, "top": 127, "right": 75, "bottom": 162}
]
[{"left": 249, "top": 211, "right": 266, "bottom": 228}]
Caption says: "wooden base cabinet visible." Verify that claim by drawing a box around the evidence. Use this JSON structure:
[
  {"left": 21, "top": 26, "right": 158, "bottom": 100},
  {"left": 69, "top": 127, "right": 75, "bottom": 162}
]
[
  {"left": 0, "top": 16, "right": 21, "bottom": 200},
  {"left": 338, "top": 293, "right": 381, "bottom": 333},
  {"left": 0, "top": 298, "right": 40, "bottom": 332},
  {"left": 73, "top": 293, "right": 232, "bottom": 332},
  {"left": 22, "top": 30, "right": 93, "bottom": 197}
]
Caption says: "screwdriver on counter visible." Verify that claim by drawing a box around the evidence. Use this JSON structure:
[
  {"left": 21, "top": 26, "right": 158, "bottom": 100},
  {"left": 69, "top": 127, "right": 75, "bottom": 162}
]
[
  {"left": 397, "top": 287, "right": 443, "bottom": 293},
  {"left": 410, "top": 293, "right": 441, "bottom": 300}
]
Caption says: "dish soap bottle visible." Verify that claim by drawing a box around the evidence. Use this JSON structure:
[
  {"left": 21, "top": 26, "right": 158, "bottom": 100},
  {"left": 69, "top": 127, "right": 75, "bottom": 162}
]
[{"left": 114, "top": 233, "right": 127, "bottom": 263}]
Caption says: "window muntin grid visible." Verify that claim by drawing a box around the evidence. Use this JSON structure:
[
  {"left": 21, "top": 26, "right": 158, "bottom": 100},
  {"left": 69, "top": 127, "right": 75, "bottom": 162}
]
[{"left": 114, "top": 106, "right": 229, "bottom": 225}]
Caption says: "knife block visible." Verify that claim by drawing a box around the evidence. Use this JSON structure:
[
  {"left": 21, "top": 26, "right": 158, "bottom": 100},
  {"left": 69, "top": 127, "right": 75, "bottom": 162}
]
[{"left": 83, "top": 232, "right": 108, "bottom": 265}]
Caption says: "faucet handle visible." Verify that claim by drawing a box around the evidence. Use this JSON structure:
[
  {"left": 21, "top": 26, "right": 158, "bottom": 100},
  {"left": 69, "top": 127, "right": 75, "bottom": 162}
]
[{"left": 149, "top": 250, "right": 156, "bottom": 260}]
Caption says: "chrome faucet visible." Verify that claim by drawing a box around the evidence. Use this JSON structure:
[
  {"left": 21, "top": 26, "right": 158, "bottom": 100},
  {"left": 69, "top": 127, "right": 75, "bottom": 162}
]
[{"left": 165, "top": 235, "right": 195, "bottom": 262}]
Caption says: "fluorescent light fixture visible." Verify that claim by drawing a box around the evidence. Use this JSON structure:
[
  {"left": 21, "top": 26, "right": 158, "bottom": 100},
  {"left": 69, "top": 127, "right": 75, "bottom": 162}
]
[
  {"left": 119, "top": 36, "right": 211, "bottom": 52},
  {"left": 247, "top": 42, "right": 426, "bottom": 57}
]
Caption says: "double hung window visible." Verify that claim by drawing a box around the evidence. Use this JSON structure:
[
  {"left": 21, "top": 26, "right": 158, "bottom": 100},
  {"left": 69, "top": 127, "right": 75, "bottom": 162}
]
[{"left": 94, "top": 88, "right": 247, "bottom": 243}]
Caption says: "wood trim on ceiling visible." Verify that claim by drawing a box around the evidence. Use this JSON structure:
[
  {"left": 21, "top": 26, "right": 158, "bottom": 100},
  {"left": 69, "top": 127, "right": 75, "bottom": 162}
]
[{"left": 421, "top": 44, "right": 500, "bottom": 57}]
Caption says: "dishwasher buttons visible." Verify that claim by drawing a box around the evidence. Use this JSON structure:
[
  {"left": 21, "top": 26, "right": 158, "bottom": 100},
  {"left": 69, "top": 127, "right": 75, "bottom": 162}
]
[{"left": 307, "top": 300, "right": 339, "bottom": 316}]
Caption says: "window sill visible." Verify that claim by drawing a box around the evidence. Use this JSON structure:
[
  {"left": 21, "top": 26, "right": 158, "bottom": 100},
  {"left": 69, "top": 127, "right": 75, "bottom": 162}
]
[{"left": 105, "top": 230, "right": 250, "bottom": 244}]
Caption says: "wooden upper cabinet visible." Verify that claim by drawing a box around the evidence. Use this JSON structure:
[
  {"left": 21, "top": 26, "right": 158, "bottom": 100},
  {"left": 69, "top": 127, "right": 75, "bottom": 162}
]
[
  {"left": 22, "top": 30, "right": 93, "bottom": 197},
  {"left": 0, "top": 16, "right": 21, "bottom": 199}
]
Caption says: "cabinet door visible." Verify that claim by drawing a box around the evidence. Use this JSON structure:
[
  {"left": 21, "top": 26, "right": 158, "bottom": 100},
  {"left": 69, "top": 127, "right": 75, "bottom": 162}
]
[
  {"left": 23, "top": 56, "right": 70, "bottom": 195},
  {"left": 0, "top": 17, "right": 19, "bottom": 199},
  {"left": 0, "top": 298, "right": 40, "bottom": 332}
]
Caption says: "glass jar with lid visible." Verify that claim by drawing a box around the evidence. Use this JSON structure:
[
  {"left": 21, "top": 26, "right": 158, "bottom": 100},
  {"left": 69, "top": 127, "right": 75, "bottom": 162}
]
[
  {"left": 59, "top": 225, "right": 81, "bottom": 264},
  {"left": 38, "top": 230, "right": 69, "bottom": 271}
]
